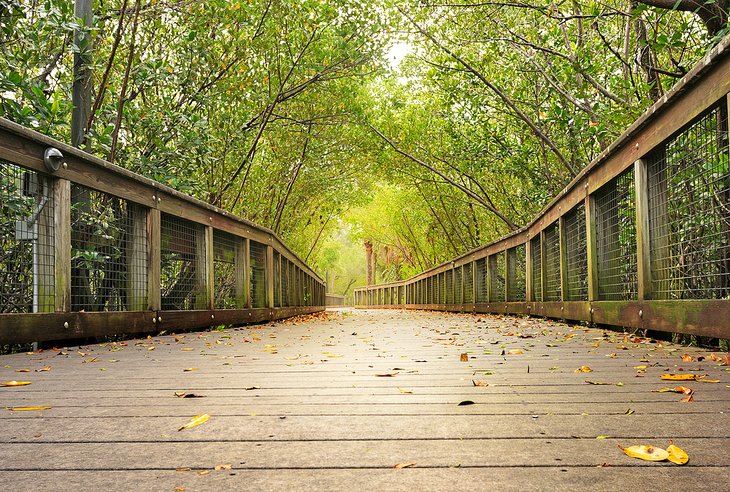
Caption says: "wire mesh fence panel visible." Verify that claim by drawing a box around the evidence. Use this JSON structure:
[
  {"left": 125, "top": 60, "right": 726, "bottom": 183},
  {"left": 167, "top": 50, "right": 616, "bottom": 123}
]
[
  {"left": 543, "top": 222, "right": 561, "bottom": 301},
  {"left": 490, "top": 252, "right": 506, "bottom": 302},
  {"left": 564, "top": 203, "right": 588, "bottom": 301},
  {"left": 648, "top": 104, "right": 730, "bottom": 300},
  {"left": 426, "top": 276, "right": 432, "bottom": 304},
  {"left": 213, "top": 230, "right": 237, "bottom": 309},
  {"left": 274, "top": 252, "right": 281, "bottom": 307},
  {"left": 594, "top": 169, "right": 638, "bottom": 300},
  {"left": 71, "top": 185, "right": 147, "bottom": 312},
  {"left": 161, "top": 214, "right": 203, "bottom": 310},
  {"left": 445, "top": 269, "right": 453, "bottom": 304},
  {"left": 475, "top": 258, "right": 486, "bottom": 303},
  {"left": 250, "top": 241, "right": 267, "bottom": 308},
  {"left": 464, "top": 262, "right": 474, "bottom": 303},
  {"left": 454, "top": 267, "right": 463, "bottom": 304},
  {"left": 530, "top": 236, "right": 542, "bottom": 302},
  {"left": 0, "top": 162, "right": 55, "bottom": 313},
  {"left": 281, "top": 259, "right": 290, "bottom": 307},
  {"left": 508, "top": 244, "right": 526, "bottom": 302}
]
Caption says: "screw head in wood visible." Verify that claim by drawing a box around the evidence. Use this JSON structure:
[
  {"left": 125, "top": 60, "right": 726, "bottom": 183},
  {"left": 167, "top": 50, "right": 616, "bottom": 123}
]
[
  {"left": 639, "top": 309, "right": 643, "bottom": 318},
  {"left": 211, "top": 315, "right": 215, "bottom": 320},
  {"left": 152, "top": 317, "right": 156, "bottom": 323},
  {"left": 63, "top": 321, "right": 69, "bottom": 329}
]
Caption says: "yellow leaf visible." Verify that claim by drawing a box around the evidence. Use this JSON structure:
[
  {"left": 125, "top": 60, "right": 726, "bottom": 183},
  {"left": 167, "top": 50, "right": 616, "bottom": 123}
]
[
  {"left": 14, "top": 369, "right": 30, "bottom": 373},
  {"left": 183, "top": 368, "right": 198, "bottom": 372},
  {"left": 634, "top": 365, "right": 648, "bottom": 370},
  {"left": 214, "top": 464, "right": 232, "bottom": 471},
  {"left": 681, "top": 354, "right": 694, "bottom": 362},
  {"left": 177, "top": 414, "right": 210, "bottom": 431},
  {"left": 596, "top": 435, "right": 611, "bottom": 439},
  {"left": 661, "top": 373, "right": 697, "bottom": 381},
  {"left": 1, "top": 381, "right": 31, "bottom": 386},
  {"left": 398, "top": 388, "right": 413, "bottom": 394},
  {"left": 6, "top": 406, "right": 51, "bottom": 411},
  {"left": 666, "top": 443, "right": 689, "bottom": 465},
  {"left": 181, "top": 348, "right": 194, "bottom": 351},
  {"left": 575, "top": 366, "right": 592, "bottom": 373},
  {"left": 621, "top": 445, "right": 669, "bottom": 461},
  {"left": 394, "top": 462, "right": 416, "bottom": 469},
  {"left": 35, "top": 366, "right": 51, "bottom": 372},
  {"left": 198, "top": 470, "right": 211, "bottom": 475},
  {"left": 508, "top": 349, "right": 524, "bottom": 355}
]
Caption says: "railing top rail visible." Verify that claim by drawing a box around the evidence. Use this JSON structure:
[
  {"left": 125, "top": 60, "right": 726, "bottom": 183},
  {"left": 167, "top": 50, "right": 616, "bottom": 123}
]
[
  {"left": 0, "top": 116, "right": 323, "bottom": 283},
  {"left": 353, "top": 280, "right": 406, "bottom": 292},
  {"left": 391, "top": 34, "right": 730, "bottom": 286}
]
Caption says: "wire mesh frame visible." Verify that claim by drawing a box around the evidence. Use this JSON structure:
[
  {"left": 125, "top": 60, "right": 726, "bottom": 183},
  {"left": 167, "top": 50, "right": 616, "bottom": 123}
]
[
  {"left": 0, "top": 162, "right": 55, "bottom": 313},
  {"left": 543, "top": 222, "right": 561, "bottom": 302},
  {"left": 160, "top": 214, "right": 204, "bottom": 310},
  {"left": 564, "top": 202, "right": 588, "bottom": 301},
  {"left": 212, "top": 229, "right": 238, "bottom": 309},
  {"left": 507, "top": 244, "right": 527, "bottom": 302},
  {"left": 530, "top": 236, "right": 543, "bottom": 302},
  {"left": 274, "top": 252, "right": 281, "bottom": 307},
  {"left": 475, "top": 258, "right": 487, "bottom": 303},
  {"left": 490, "top": 252, "right": 506, "bottom": 302},
  {"left": 281, "top": 258, "right": 290, "bottom": 307},
  {"left": 464, "top": 262, "right": 474, "bottom": 303},
  {"left": 445, "top": 269, "right": 454, "bottom": 304},
  {"left": 594, "top": 168, "right": 638, "bottom": 300},
  {"left": 647, "top": 103, "right": 730, "bottom": 300},
  {"left": 454, "top": 267, "right": 463, "bottom": 304},
  {"left": 70, "top": 184, "right": 148, "bottom": 312},
  {"left": 250, "top": 240, "right": 267, "bottom": 308}
]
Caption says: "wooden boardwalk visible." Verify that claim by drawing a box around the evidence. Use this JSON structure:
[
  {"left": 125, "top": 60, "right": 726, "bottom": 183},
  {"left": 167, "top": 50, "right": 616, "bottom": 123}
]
[{"left": 1, "top": 309, "right": 728, "bottom": 491}]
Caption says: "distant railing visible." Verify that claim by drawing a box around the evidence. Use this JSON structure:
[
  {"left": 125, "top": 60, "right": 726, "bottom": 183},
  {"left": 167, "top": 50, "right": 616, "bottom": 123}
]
[
  {"left": 325, "top": 293, "right": 346, "bottom": 307},
  {"left": 355, "top": 36, "right": 730, "bottom": 340},
  {"left": 0, "top": 119, "right": 325, "bottom": 345}
]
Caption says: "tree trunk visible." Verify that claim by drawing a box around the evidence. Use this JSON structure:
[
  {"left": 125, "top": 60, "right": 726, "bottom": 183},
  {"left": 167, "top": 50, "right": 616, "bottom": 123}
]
[{"left": 364, "top": 240, "right": 374, "bottom": 286}]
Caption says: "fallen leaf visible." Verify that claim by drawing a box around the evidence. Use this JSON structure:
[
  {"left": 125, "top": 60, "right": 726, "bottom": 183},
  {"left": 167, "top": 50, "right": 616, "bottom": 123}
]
[
  {"left": 508, "top": 349, "right": 524, "bottom": 355},
  {"left": 197, "top": 470, "right": 211, "bottom": 476},
  {"left": 177, "top": 414, "right": 210, "bottom": 431},
  {"left": 666, "top": 443, "right": 689, "bottom": 465},
  {"left": 35, "top": 366, "right": 51, "bottom": 372},
  {"left": 634, "top": 365, "right": 648, "bottom": 370},
  {"left": 695, "top": 378, "right": 720, "bottom": 383},
  {"left": 460, "top": 353, "right": 469, "bottom": 362},
  {"left": 244, "top": 386, "right": 261, "bottom": 390},
  {"left": 375, "top": 372, "right": 398, "bottom": 377},
  {"left": 181, "top": 348, "right": 194, "bottom": 351},
  {"left": 457, "top": 400, "right": 475, "bottom": 406},
  {"left": 596, "top": 435, "right": 611, "bottom": 439},
  {"left": 585, "top": 380, "right": 611, "bottom": 385},
  {"left": 6, "top": 406, "right": 51, "bottom": 411},
  {"left": 1, "top": 381, "right": 31, "bottom": 387},
  {"left": 173, "top": 392, "right": 206, "bottom": 398},
  {"left": 621, "top": 445, "right": 669, "bottom": 461},
  {"left": 394, "top": 462, "right": 416, "bottom": 469},
  {"left": 661, "top": 373, "right": 697, "bottom": 381},
  {"left": 680, "top": 394, "right": 694, "bottom": 403},
  {"left": 654, "top": 386, "right": 693, "bottom": 394},
  {"left": 183, "top": 368, "right": 198, "bottom": 372},
  {"left": 214, "top": 464, "right": 232, "bottom": 471},
  {"left": 175, "top": 468, "right": 192, "bottom": 472},
  {"left": 398, "top": 388, "right": 413, "bottom": 394},
  {"left": 472, "top": 380, "right": 490, "bottom": 387},
  {"left": 575, "top": 366, "right": 592, "bottom": 373},
  {"left": 681, "top": 354, "right": 693, "bottom": 362},
  {"left": 14, "top": 369, "right": 30, "bottom": 373},
  {"left": 625, "top": 408, "right": 635, "bottom": 415}
]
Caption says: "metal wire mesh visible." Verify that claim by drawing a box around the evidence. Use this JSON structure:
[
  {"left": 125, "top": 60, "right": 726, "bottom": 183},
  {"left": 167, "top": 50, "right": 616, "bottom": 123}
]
[
  {"left": 648, "top": 104, "right": 730, "bottom": 299},
  {"left": 435, "top": 272, "right": 443, "bottom": 303},
  {"left": 530, "top": 236, "right": 542, "bottom": 301},
  {"left": 445, "top": 269, "right": 453, "bottom": 303},
  {"left": 250, "top": 241, "right": 266, "bottom": 308},
  {"left": 564, "top": 203, "right": 588, "bottom": 301},
  {"left": 464, "top": 262, "right": 474, "bottom": 303},
  {"left": 426, "top": 276, "right": 433, "bottom": 303},
  {"left": 543, "top": 222, "right": 561, "bottom": 301},
  {"left": 281, "top": 258, "right": 290, "bottom": 307},
  {"left": 594, "top": 168, "right": 638, "bottom": 300},
  {"left": 490, "top": 252, "right": 506, "bottom": 302},
  {"left": 0, "top": 163, "right": 55, "bottom": 313},
  {"left": 71, "top": 185, "right": 147, "bottom": 312},
  {"left": 508, "top": 244, "right": 526, "bottom": 301},
  {"left": 161, "top": 214, "right": 203, "bottom": 310},
  {"left": 274, "top": 252, "right": 281, "bottom": 307},
  {"left": 475, "top": 258, "right": 486, "bottom": 302},
  {"left": 213, "top": 230, "right": 237, "bottom": 309},
  {"left": 454, "top": 267, "right": 463, "bottom": 304}
]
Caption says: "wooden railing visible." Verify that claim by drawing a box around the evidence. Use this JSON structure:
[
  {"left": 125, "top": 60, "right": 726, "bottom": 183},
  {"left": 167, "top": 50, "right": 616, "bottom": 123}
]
[
  {"left": 0, "top": 119, "right": 325, "bottom": 345},
  {"left": 325, "top": 293, "right": 347, "bottom": 307},
  {"left": 355, "top": 36, "right": 730, "bottom": 340}
]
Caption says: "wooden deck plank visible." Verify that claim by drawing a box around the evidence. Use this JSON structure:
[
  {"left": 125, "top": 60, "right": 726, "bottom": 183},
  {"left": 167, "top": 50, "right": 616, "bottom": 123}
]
[{"left": 0, "top": 308, "right": 728, "bottom": 490}]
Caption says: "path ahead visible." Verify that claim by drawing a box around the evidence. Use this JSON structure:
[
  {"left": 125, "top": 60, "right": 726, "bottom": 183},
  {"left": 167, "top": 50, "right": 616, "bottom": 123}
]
[{"left": 1, "top": 309, "right": 728, "bottom": 491}]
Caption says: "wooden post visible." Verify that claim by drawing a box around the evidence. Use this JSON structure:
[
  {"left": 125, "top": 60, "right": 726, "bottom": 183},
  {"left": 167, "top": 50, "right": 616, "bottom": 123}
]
[
  {"left": 126, "top": 203, "right": 147, "bottom": 311},
  {"left": 52, "top": 178, "right": 71, "bottom": 312},
  {"left": 147, "top": 208, "right": 161, "bottom": 311},
  {"left": 195, "top": 225, "right": 213, "bottom": 310},
  {"left": 234, "top": 239, "right": 246, "bottom": 308},
  {"left": 558, "top": 216, "right": 568, "bottom": 302},
  {"left": 634, "top": 159, "right": 652, "bottom": 301},
  {"left": 266, "top": 245, "right": 274, "bottom": 309},
  {"left": 525, "top": 238, "right": 533, "bottom": 302},
  {"left": 585, "top": 195, "right": 599, "bottom": 302}
]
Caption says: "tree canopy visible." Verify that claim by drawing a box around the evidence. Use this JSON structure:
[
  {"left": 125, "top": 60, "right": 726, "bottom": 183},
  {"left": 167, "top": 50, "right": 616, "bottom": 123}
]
[{"left": 1, "top": 0, "right": 726, "bottom": 294}]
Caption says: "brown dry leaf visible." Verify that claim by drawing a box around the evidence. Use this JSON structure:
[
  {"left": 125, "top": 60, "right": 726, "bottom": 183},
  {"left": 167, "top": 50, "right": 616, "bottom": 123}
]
[
  {"left": 575, "top": 366, "right": 593, "bottom": 373},
  {"left": 183, "top": 367, "right": 199, "bottom": 372},
  {"left": 375, "top": 372, "right": 398, "bottom": 377},
  {"left": 457, "top": 400, "right": 475, "bottom": 406},
  {"left": 1, "top": 381, "right": 31, "bottom": 387},
  {"left": 214, "top": 464, "right": 232, "bottom": 471},
  {"left": 14, "top": 369, "right": 30, "bottom": 373},
  {"left": 654, "top": 386, "right": 693, "bottom": 394},
  {"left": 394, "top": 462, "right": 416, "bottom": 469},
  {"left": 174, "top": 392, "right": 206, "bottom": 398},
  {"left": 695, "top": 377, "right": 720, "bottom": 383},
  {"left": 175, "top": 468, "right": 192, "bottom": 472},
  {"left": 666, "top": 443, "right": 689, "bottom": 465},
  {"left": 681, "top": 354, "right": 694, "bottom": 362},
  {"left": 6, "top": 406, "right": 51, "bottom": 411},
  {"left": 585, "top": 380, "right": 611, "bottom": 385},
  {"left": 35, "top": 366, "right": 51, "bottom": 372},
  {"left": 621, "top": 445, "right": 669, "bottom": 462},
  {"left": 680, "top": 394, "right": 695, "bottom": 403},
  {"left": 460, "top": 353, "right": 469, "bottom": 362},
  {"left": 177, "top": 414, "right": 210, "bottom": 431},
  {"left": 472, "top": 380, "right": 490, "bottom": 387},
  {"left": 661, "top": 373, "right": 697, "bottom": 381},
  {"left": 197, "top": 470, "right": 211, "bottom": 476}
]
